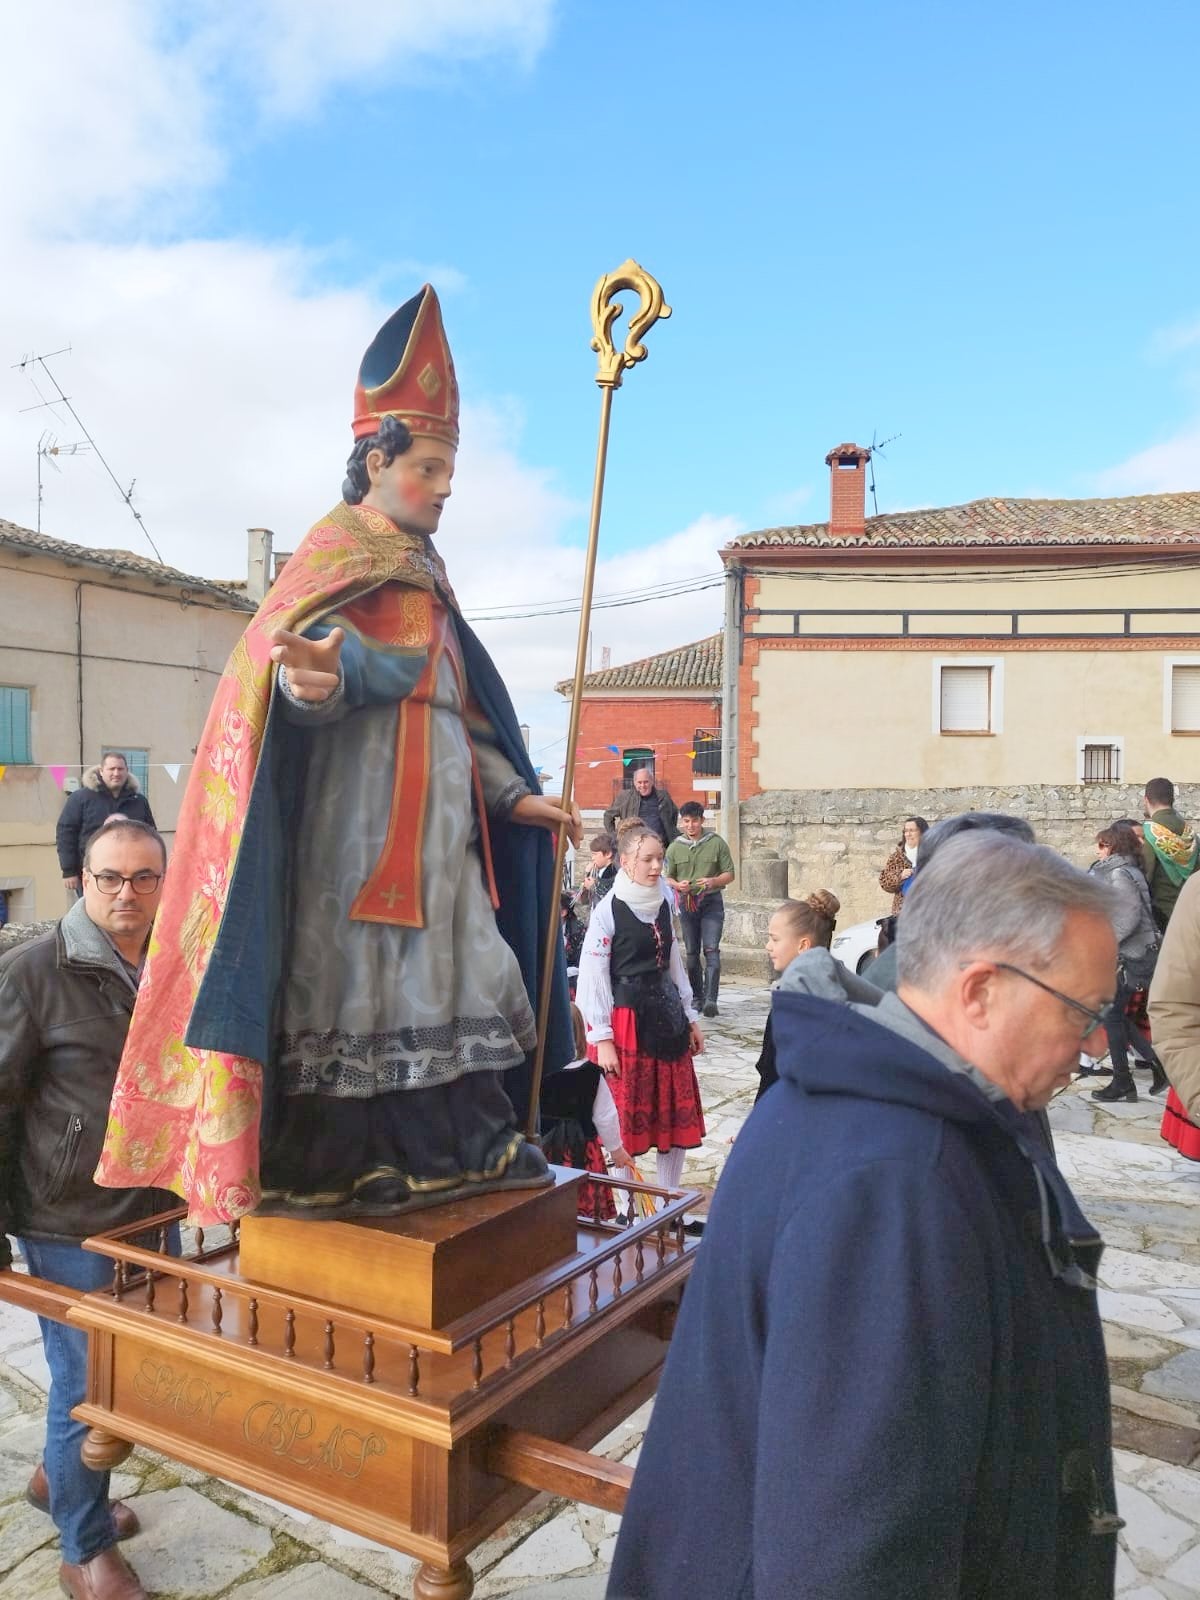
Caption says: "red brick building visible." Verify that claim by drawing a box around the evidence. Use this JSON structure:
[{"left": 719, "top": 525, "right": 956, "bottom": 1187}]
[{"left": 557, "top": 636, "right": 723, "bottom": 815}]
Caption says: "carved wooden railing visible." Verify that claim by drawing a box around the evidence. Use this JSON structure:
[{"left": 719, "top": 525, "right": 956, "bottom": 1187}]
[{"left": 32, "top": 1177, "right": 697, "bottom": 1408}]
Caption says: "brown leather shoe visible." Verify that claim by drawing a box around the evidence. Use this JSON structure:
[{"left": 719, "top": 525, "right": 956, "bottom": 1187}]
[
  {"left": 27, "top": 1462, "right": 139, "bottom": 1540},
  {"left": 58, "top": 1545, "right": 147, "bottom": 1599}
]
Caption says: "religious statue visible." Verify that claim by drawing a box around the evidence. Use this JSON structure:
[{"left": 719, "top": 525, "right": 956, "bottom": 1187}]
[{"left": 96, "top": 286, "right": 576, "bottom": 1224}]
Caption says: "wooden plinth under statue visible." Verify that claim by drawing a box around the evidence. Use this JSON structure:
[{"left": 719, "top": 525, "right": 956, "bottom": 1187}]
[{"left": 3, "top": 1168, "right": 698, "bottom": 1600}]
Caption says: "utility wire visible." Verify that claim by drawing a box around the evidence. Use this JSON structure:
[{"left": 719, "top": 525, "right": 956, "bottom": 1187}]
[
  {"left": 13, "top": 350, "right": 164, "bottom": 563},
  {"left": 463, "top": 570, "right": 723, "bottom": 623}
]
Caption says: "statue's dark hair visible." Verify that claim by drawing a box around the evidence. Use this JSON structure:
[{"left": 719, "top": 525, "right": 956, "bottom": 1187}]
[{"left": 342, "top": 414, "right": 413, "bottom": 504}]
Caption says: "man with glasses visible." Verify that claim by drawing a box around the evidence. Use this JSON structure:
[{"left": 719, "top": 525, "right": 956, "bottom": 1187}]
[
  {"left": 0, "top": 818, "right": 175, "bottom": 1600},
  {"left": 611, "top": 832, "right": 1121, "bottom": 1600}
]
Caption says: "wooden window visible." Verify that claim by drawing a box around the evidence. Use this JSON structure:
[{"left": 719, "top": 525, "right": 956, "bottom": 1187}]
[
  {"left": 103, "top": 745, "right": 150, "bottom": 799},
  {"left": 693, "top": 728, "right": 721, "bottom": 779},
  {"left": 0, "top": 687, "right": 32, "bottom": 764},
  {"left": 1171, "top": 665, "right": 1200, "bottom": 733},
  {"left": 939, "top": 666, "right": 992, "bottom": 734}
]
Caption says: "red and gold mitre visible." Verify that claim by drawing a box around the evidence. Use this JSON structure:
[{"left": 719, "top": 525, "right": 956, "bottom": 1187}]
[{"left": 352, "top": 284, "right": 460, "bottom": 446}]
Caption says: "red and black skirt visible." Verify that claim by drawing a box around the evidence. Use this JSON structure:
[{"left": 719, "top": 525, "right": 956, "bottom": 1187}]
[
  {"left": 1162, "top": 1088, "right": 1200, "bottom": 1162},
  {"left": 601, "top": 1004, "right": 706, "bottom": 1157}
]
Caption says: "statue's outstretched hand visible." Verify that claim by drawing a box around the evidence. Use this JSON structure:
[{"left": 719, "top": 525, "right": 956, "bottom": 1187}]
[
  {"left": 510, "top": 794, "right": 583, "bottom": 849},
  {"left": 270, "top": 627, "right": 344, "bottom": 703}
]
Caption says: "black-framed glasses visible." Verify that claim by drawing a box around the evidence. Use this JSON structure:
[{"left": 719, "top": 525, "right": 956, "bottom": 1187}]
[
  {"left": 86, "top": 870, "right": 163, "bottom": 897},
  {"left": 991, "top": 961, "right": 1116, "bottom": 1041}
]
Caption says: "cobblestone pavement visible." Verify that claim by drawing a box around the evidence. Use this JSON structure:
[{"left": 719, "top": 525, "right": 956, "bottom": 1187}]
[{"left": 3, "top": 982, "right": 1200, "bottom": 1596}]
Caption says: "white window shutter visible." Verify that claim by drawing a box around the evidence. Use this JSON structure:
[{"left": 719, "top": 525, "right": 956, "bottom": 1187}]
[
  {"left": 940, "top": 666, "right": 991, "bottom": 733},
  {"left": 1172, "top": 666, "right": 1200, "bottom": 733}
]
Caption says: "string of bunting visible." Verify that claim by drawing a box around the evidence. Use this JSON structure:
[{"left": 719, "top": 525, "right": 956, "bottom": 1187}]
[{"left": 0, "top": 762, "right": 192, "bottom": 788}]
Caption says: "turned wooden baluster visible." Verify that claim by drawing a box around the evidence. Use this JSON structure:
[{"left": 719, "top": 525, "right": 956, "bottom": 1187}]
[
  {"left": 471, "top": 1338, "right": 484, "bottom": 1388},
  {"left": 323, "top": 1321, "right": 335, "bottom": 1370},
  {"left": 562, "top": 1280, "right": 575, "bottom": 1328},
  {"left": 283, "top": 1308, "right": 296, "bottom": 1358},
  {"left": 362, "top": 1332, "right": 376, "bottom": 1385},
  {"left": 656, "top": 1224, "right": 667, "bottom": 1265},
  {"left": 247, "top": 1298, "right": 259, "bottom": 1347},
  {"left": 635, "top": 1239, "right": 645, "bottom": 1281},
  {"left": 588, "top": 1266, "right": 599, "bottom": 1314},
  {"left": 144, "top": 1270, "right": 156, "bottom": 1313},
  {"left": 534, "top": 1298, "right": 546, "bottom": 1349},
  {"left": 408, "top": 1345, "right": 421, "bottom": 1397},
  {"left": 193, "top": 1226, "right": 205, "bottom": 1258},
  {"left": 177, "top": 1278, "right": 189, "bottom": 1324},
  {"left": 504, "top": 1318, "right": 517, "bottom": 1367},
  {"left": 612, "top": 1252, "right": 623, "bottom": 1296},
  {"left": 211, "top": 1285, "right": 223, "bottom": 1334}
]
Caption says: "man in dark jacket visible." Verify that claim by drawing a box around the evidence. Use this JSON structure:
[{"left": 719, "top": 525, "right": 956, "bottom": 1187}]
[
  {"left": 603, "top": 766, "right": 678, "bottom": 843},
  {"left": 56, "top": 753, "right": 157, "bottom": 900},
  {"left": 0, "top": 818, "right": 175, "bottom": 1600},
  {"left": 610, "top": 832, "right": 1120, "bottom": 1600},
  {"left": 1141, "top": 776, "right": 1198, "bottom": 930}
]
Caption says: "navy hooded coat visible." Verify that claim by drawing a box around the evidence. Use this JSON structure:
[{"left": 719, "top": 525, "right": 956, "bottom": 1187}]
[{"left": 608, "top": 988, "right": 1117, "bottom": 1600}]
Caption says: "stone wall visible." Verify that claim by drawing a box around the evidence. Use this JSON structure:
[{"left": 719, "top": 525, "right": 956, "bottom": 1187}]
[{"left": 721, "top": 784, "right": 1200, "bottom": 969}]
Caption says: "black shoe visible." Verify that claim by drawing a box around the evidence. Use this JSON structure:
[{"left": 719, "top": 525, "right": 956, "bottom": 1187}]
[
  {"left": 1092, "top": 1077, "right": 1138, "bottom": 1103},
  {"left": 702, "top": 1003, "right": 718, "bottom": 1018},
  {"left": 1150, "top": 1063, "right": 1169, "bottom": 1095},
  {"left": 683, "top": 1219, "right": 706, "bottom": 1237}
]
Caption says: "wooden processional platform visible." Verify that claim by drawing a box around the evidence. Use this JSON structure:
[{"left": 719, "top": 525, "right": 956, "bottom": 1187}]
[{"left": 4, "top": 1168, "right": 699, "bottom": 1600}]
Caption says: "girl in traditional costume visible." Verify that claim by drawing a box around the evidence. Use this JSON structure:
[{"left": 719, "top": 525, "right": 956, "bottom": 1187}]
[{"left": 576, "top": 820, "right": 705, "bottom": 1194}]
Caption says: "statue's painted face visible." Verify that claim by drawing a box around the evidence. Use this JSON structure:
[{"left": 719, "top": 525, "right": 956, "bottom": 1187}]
[{"left": 365, "top": 435, "right": 456, "bottom": 535}]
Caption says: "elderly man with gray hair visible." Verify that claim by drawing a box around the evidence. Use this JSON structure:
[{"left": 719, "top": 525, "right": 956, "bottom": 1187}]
[{"left": 610, "top": 832, "right": 1122, "bottom": 1600}]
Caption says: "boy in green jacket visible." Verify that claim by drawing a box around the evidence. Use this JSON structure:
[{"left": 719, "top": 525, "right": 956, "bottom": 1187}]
[{"left": 665, "top": 802, "right": 735, "bottom": 1016}]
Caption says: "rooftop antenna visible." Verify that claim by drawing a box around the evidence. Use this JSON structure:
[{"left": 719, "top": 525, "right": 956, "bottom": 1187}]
[
  {"left": 866, "top": 429, "right": 901, "bottom": 517},
  {"left": 13, "top": 346, "right": 164, "bottom": 562},
  {"left": 36, "top": 432, "right": 91, "bottom": 534}
]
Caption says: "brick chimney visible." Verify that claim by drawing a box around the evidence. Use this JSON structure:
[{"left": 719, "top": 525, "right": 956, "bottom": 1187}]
[{"left": 824, "top": 443, "right": 871, "bottom": 537}]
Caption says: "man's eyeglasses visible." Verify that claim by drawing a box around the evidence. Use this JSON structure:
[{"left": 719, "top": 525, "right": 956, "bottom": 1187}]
[
  {"left": 86, "top": 870, "right": 163, "bottom": 897},
  {"left": 991, "top": 961, "right": 1116, "bottom": 1041}
]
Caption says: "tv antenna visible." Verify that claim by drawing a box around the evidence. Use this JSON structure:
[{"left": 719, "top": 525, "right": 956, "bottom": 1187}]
[
  {"left": 866, "top": 429, "right": 901, "bottom": 517},
  {"left": 13, "top": 346, "right": 164, "bottom": 561},
  {"left": 36, "top": 432, "right": 91, "bottom": 534}
]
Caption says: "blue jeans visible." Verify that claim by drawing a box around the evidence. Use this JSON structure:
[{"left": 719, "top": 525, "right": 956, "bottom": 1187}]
[
  {"left": 19, "top": 1237, "right": 120, "bottom": 1564},
  {"left": 679, "top": 895, "right": 725, "bottom": 1009},
  {"left": 20, "top": 1228, "right": 178, "bottom": 1564}
]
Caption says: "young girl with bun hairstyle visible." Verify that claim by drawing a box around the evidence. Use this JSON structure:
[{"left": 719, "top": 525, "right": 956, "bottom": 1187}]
[
  {"left": 576, "top": 818, "right": 706, "bottom": 1194},
  {"left": 755, "top": 891, "right": 841, "bottom": 1101}
]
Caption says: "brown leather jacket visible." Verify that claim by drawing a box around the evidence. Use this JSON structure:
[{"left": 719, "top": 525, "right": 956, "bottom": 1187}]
[{"left": 0, "top": 901, "right": 175, "bottom": 1266}]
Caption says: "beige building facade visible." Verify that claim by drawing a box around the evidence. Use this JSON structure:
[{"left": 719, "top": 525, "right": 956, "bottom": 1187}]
[
  {"left": 719, "top": 448, "right": 1200, "bottom": 928},
  {"left": 0, "top": 521, "right": 256, "bottom": 921}
]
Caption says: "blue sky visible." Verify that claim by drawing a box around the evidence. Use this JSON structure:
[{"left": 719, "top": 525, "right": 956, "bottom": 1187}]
[
  {"left": 217, "top": 0, "right": 1200, "bottom": 532},
  {"left": 2, "top": 1, "right": 1199, "bottom": 750}
]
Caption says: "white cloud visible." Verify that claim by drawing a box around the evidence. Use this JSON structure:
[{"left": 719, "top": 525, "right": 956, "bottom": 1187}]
[
  {"left": 0, "top": 0, "right": 727, "bottom": 772},
  {"left": 1095, "top": 426, "right": 1200, "bottom": 495},
  {"left": 191, "top": 0, "right": 555, "bottom": 117}
]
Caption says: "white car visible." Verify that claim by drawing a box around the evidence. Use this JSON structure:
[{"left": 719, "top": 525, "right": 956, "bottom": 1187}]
[{"left": 831, "top": 917, "right": 885, "bottom": 977}]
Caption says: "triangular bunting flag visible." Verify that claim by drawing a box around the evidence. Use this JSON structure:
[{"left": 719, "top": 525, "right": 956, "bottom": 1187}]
[
  {"left": 164, "top": 764, "right": 182, "bottom": 784},
  {"left": 49, "top": 764, "right": 68, "bottom": 789}
]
